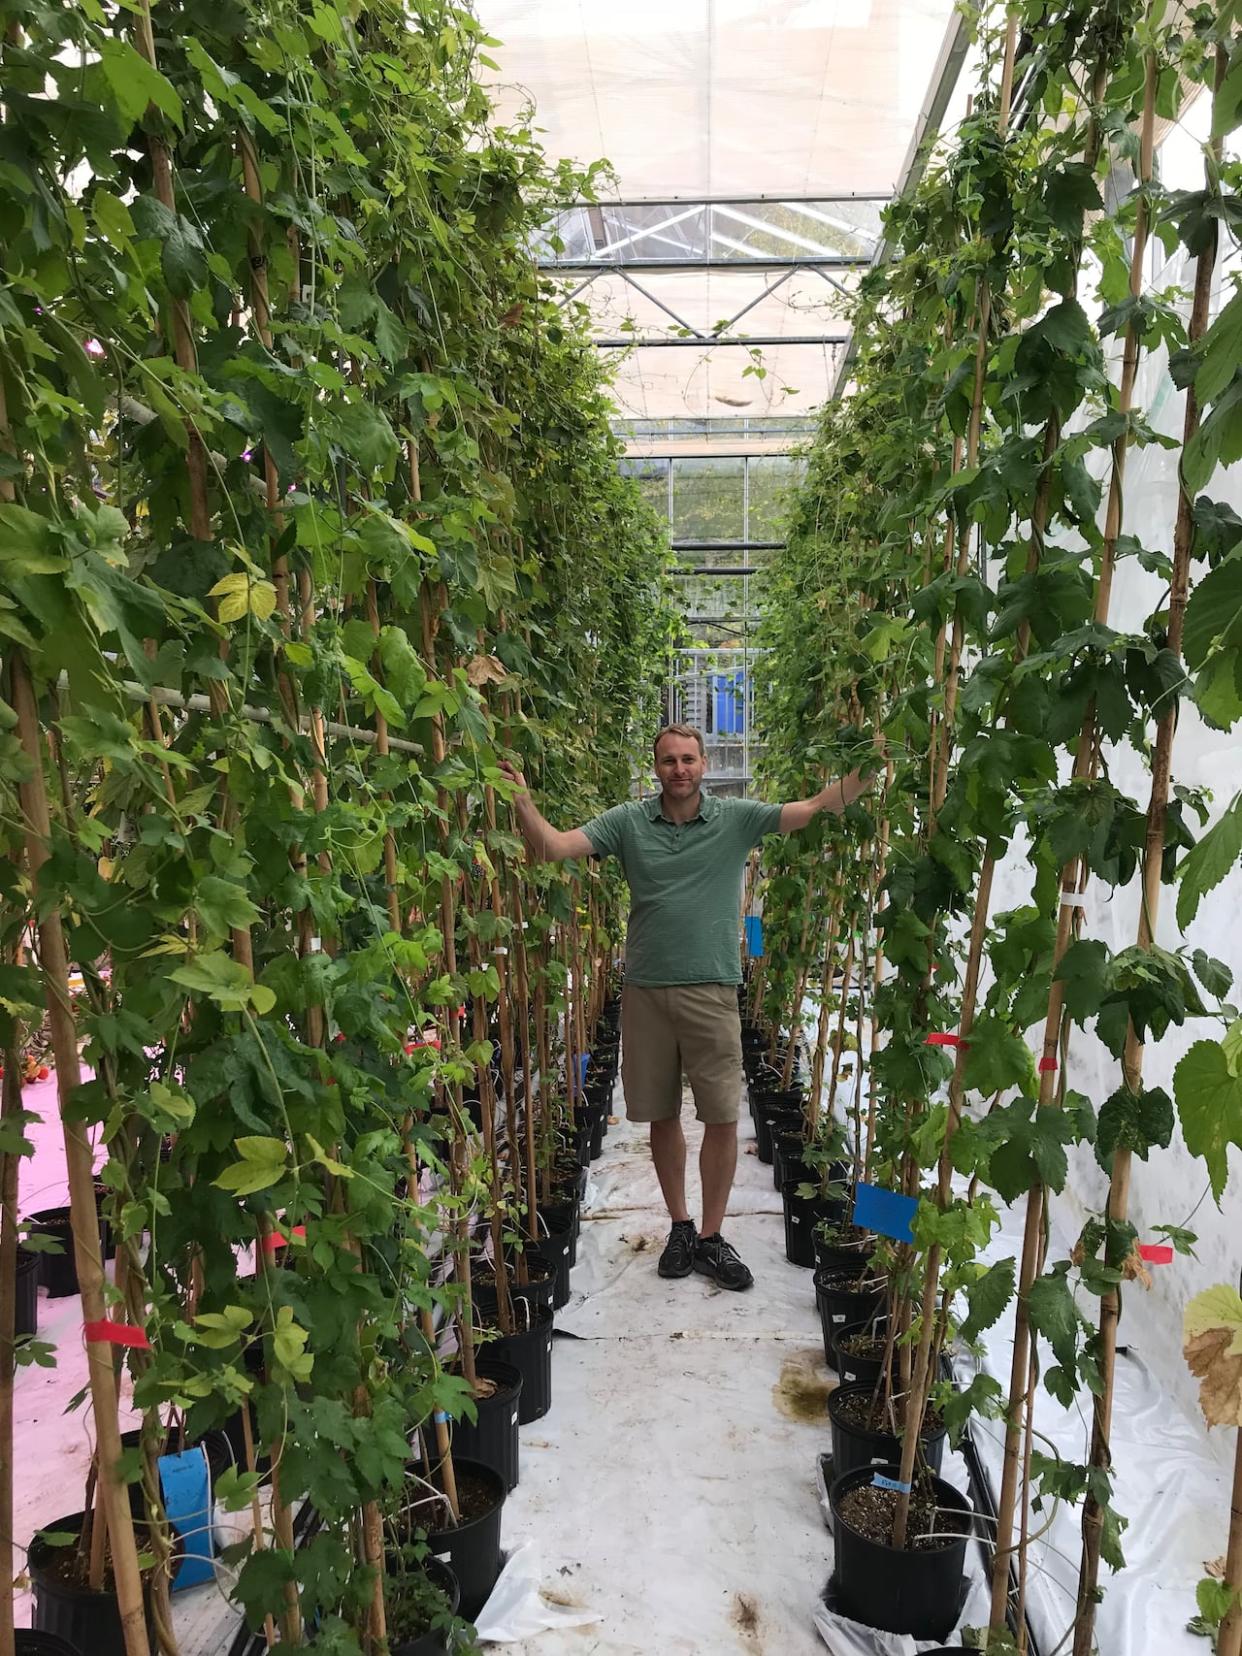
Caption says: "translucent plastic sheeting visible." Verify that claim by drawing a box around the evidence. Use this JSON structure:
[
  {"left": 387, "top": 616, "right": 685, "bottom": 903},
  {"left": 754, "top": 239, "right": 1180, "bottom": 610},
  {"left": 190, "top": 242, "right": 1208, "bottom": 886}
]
[
  {"left": 788, "top": 1004, "right": 1236, "bottom": 1656},
  {"left": 480, "top": 1, "right": 958, "bottom": 199},
  {"left": 965, "top": 1198, "right": 1235, "bottom": 1656},
  {"left": 478, "top": 0, "right": 962, "bottom": 415}
]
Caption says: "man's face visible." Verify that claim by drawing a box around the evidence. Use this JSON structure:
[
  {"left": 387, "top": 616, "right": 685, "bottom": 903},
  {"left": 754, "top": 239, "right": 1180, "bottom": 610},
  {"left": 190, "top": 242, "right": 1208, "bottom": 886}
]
[{"left": 654, "top": 736, "right": 706, "bottom": 799}]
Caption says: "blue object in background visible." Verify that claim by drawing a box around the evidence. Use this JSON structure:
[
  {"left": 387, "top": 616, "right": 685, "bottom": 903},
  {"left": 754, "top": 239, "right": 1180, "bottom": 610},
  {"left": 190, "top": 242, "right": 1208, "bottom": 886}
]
[
  {"left": 159, "top": 1447, "right": 214, "bottom": 1590},
  {"left": 579, "top": 1052, "right": 590, "bottom": 1087},
  {"left": 852, "top": 1181, "right": 919, "bottom": 1244},
  {"left": 711, "top": 670, "right": 746, "bottom": 735},
  {"left": 744, "top": 916, "right": 764, "bottom": 958}
]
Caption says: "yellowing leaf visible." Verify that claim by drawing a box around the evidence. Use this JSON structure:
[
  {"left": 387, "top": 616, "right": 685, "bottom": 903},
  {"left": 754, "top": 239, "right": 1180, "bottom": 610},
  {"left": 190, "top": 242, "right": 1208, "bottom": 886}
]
[
  {"left": 208, "top": 571, "right": 277, "bottom": 624},
  {"left": 1183, "top": 1284, "right": 1242, "bottom": 1427}
]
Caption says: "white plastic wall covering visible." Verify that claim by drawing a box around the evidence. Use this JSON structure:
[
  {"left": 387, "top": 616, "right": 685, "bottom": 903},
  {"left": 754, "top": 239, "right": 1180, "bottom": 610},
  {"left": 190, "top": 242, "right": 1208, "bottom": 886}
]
[{"left": 929, "top": 95, "right": 1242, "bottom": 1654}]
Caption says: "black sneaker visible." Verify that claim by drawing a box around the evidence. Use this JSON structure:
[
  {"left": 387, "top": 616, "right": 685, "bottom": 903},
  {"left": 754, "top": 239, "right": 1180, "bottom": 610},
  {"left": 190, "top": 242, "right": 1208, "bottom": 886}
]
[
  {"left": 658, "top": 1219, "right": 697, "bottom": 1278},
  {"left": 693, "top": 1232, "right": 754, "bottom": 1291}
]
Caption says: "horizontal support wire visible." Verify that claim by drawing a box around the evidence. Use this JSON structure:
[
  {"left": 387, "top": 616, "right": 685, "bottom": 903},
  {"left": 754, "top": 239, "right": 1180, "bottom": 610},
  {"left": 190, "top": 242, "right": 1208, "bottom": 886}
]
[
  {"left": 595, "top": 333, "right": 848, "bottom": 348},
  {"left": 64, "top": 674, "right": 424, "bottom": 755},
  {"left": 558, "top": 193, "right": 891, "bottom": 207},
  {"left": 672, "top": 540, "right": 784, "bottom": 552},
  {"left": 544, "top": 256, "right": 870, "bottom": 272}
]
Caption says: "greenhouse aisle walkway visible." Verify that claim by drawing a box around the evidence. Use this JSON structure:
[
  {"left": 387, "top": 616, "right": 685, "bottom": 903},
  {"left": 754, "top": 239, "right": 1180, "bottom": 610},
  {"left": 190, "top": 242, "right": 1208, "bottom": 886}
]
[{"left": 500, "top": 1089, "right": 833, "bottom": 1655}]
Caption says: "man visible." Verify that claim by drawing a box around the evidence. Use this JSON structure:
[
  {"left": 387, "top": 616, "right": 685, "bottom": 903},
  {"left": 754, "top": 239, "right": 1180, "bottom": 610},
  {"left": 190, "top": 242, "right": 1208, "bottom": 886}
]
[{"left": 498, "top": 724, "right": 874, "bottom": 1291}]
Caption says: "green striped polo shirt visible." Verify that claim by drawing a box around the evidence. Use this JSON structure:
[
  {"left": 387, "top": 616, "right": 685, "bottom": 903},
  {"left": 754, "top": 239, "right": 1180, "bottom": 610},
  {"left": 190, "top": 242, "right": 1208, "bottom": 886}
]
[{"left": 581, "top": 791, "right": 783, "bottom": 987}]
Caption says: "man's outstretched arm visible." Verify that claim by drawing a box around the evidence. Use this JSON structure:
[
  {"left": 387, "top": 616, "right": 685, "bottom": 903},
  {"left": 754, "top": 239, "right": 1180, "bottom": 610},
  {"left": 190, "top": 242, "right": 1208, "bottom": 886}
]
[
  {"left": 779, "top": 739, "right": 885, "bottom": 834},
  {"left": 498, "top": 761, "right": 595, "bottom": 862}
]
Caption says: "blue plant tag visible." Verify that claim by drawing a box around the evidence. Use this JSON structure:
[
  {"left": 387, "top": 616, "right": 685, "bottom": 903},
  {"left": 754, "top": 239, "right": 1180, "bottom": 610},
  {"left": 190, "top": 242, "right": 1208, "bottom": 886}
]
[
  {"left": 159, "top": 1448, "right": 213, "bottom": 1591},
  {"left": 871, "top": 1472, "right": 912, "bottom": 1493},
  {"left": 852, "top": 1182, "right": 918, "bottom": 1244},
  {"left": 744, "top": 916, "right": 764, "bottom": 958},
  {"left": 579, "top": 1053, "right": 590, "bottom": 1087}
]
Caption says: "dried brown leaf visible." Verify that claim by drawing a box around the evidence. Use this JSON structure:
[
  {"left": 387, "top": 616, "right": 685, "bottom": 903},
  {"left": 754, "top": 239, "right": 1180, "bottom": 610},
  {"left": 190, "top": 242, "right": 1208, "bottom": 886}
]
[
  {"left": 1184, "top": 1285, "right": 1242, "bottom": 1428},
  {"left": 466, "top": 653, "right": 507, "bottom": 688}
]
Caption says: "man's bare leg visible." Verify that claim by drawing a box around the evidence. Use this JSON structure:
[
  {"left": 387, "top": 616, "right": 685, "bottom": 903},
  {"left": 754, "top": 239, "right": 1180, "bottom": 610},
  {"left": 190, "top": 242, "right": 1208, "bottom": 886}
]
[
  {"left": 650, "top": 1118, "right": 691, "bottom": 1223},
  {"left": 699, "top": 1121, "right": 738, "bottom": 1238}
]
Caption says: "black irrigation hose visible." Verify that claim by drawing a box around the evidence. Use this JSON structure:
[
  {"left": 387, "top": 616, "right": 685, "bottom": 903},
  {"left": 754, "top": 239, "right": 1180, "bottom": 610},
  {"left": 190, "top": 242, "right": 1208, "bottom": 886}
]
[{"left": 948, "top": 1355, "right": 1042, "bottom": 1656}]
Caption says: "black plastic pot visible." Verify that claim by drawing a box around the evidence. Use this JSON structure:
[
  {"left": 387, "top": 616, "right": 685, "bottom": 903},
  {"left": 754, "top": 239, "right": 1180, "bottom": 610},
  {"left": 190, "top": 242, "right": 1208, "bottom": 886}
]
[
  {"left": 29, "top": 1513, "right": 154, "bottom": 1656},
  {"left": 781, "top": 1178, "right": 818, "bottom": 1268},
  {"left": 16, "top": 1246, "right": 38, "bottom": 1339},
  {"left": 828, "top": 1383, "right": 947, "bottom": 1480},
  {"left": 829, "top": 1465, "right": 971, "bottom": 1640},
  {"left": 813, "top": 1228, "right": 873, "bottom": 1275},
  {"left": 815, "top": 1270, "right": 886, "bottom": 1370},
  {"left": 26, "top": 1210, "right": 90, "bottom": 1299},
  {"left": 422, "top": 1457, "right": 506, "bottom": 1621},
  {"left": 772, "top": 1130, "right": 809, "bottom": 1191},
  {"left": 529, "top": 1231, "right": 571, "bottom": 1310},
  {"left": 589, "top": 1110, "right": 605, "bottom": 1161},
  {"left": 389, "top": 1555, "right": 461, "bottom": 1656},
  {"left": 473, "top": 1263, "right": 556, "bottom": 1322},
  {"left": 542, "top": 1200, "right": 579, "bottom": 1267},
  {"left": 449, "top": 1359, "right": 522, "bottom": 1492},
  {"left": 570, "top": 1121, "right": 592, "bottom": 1169},
  {"left": 490, "top": 1307, "right": 554, "bottom": 1423},
  {"left": 755, "top": 1105, "right": 803, "bottom": 1166},
  {"left": 16, "top": 1633, "right": 84, "bottom": 1656},
  {"left": 833, "top": 1317, "right": 890, "bottom": 1386}
]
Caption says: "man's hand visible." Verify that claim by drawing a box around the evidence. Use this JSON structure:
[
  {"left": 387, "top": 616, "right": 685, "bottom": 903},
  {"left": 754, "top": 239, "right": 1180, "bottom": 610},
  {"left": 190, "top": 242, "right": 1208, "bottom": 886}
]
[
  {"left": 496, "top": 759, "right": 594, "bottom": 862},
  {"left": 779, "top": 757, "right": 879, "bottom": 835}
]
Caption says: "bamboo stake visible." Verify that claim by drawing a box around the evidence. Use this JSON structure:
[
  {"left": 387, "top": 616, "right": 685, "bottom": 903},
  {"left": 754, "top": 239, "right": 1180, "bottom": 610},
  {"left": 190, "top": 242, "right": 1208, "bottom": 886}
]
[
  {"left": 825, "top": 925, "right": 857, "bottom": 1120},
  {"left": 781, "top": 907, "right": 816, "bottom": 1090},
  {"left": 238, "top": 1404, "right": 277, "bottom": 1650},
  {"left": 509, "top": 880, "right": 540, "bottom": 1250},
  {"left": 457, "top": 802, "right": 513, "bottom": 1337},
  {"left": 418, "top": 585, "right": 477, "bottom": 1392},
  {"left": 10, "top": 651, "right": 150, "bottom": 1654},
  {"left": 0, "top": 1017, "right": 20, "bottom": 1656},
  {"left": 1071, "top": 48, "right": 1222, "bottom": 1650},
  {"left": 989, "top": 41, "right": 1158, "bottom": 1628},
  {"left": 1220, "top": 1429, "right": 1242, "bottom": 1656},
  {"left": 932, "top": 13, "right": 1018, "bottom": 816},
  {"left": 131, "top": 0, "right": 253, "bottom": 976}
]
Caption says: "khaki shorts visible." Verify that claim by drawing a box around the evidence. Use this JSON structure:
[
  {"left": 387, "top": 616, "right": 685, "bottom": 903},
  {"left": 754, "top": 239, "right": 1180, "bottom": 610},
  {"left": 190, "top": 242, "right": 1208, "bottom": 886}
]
[{"left": 621, "top": 983, "right": 742, "bottom": 1126}]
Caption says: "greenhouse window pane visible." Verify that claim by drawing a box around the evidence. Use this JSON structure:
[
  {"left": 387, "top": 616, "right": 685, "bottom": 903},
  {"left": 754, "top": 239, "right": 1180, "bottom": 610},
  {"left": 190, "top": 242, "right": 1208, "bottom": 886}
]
[
  {"left": 619, "top": 456, "right": 671, "bottom": 523},
  {"left": 672, "top": 457, "right": 745, "bottom": 544},
  {"left": 747, "top": 455, "right": 804, "bottom": 541}
]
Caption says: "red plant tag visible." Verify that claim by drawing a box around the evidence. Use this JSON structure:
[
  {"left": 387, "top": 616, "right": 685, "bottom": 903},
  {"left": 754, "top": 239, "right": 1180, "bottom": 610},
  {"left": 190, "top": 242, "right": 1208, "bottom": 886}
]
[
  {"left": 84, "top": 1319, "right": 151, "bottom": 1350},
  {"left": 924, "top": 1033, "right": 965, "bottom": 1048},
  {"left": 1038, "top": 1056, "right": 1058, "bottom": 1073},
  {"left": 1138, "top": 1243, "right": 1173, "bottom": 1265},
  {"left": 262, "top": 1225, "right": 306, "bottom": 1253}
]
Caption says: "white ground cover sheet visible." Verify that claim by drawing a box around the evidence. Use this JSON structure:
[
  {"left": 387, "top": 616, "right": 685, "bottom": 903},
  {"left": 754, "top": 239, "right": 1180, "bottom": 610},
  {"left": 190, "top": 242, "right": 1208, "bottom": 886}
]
[
  {"left": 16, "top": 1066, "right": 1229, "bottom": 1652},
  {"left": 499, "top": 1101, "right": 839, "bottom": 1654}
]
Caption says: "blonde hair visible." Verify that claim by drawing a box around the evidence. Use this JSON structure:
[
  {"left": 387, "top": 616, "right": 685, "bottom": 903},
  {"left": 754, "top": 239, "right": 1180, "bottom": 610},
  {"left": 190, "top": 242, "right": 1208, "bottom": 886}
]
[{"left": 653, "top": 723, "right": 705, "bottom": 760}]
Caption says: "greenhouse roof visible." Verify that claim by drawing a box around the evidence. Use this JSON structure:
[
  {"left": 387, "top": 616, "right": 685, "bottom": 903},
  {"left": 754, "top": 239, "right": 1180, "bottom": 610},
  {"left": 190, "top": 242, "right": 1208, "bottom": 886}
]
[{"left": 479, "top": 0, "right": 968, "bottom": 424}]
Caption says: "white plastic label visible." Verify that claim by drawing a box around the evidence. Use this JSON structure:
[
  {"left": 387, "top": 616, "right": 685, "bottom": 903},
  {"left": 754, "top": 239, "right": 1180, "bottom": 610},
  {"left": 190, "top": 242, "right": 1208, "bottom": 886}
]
[
  {"left": 832, "top": 1313, "right": 846, "bottom": 1323},
  {"left": 843, "top": 1367, "right": 857, "bottom": 1381},
  {"left": 871, "top": 1456, "right": 887, "bottom": 1465},
  {"left": 511, "top": 1412, "right": 519, "bottom": 1427}
]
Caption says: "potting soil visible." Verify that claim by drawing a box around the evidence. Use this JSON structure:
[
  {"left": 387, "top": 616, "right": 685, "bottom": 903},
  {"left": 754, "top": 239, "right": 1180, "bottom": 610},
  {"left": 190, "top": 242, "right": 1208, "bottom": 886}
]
[{"left": 836, "top": 1482, "right": 968, "bottom": 1552}]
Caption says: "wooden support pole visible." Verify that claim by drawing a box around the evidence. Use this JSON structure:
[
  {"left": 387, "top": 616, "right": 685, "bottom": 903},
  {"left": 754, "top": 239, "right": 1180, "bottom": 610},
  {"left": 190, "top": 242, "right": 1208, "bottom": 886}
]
[
  {"left": 11, "top": 652, "right": 150, "bottom": 1655},
  {"left": 1071, "top": 46, "right": 1221, "bottom": 1652}
]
